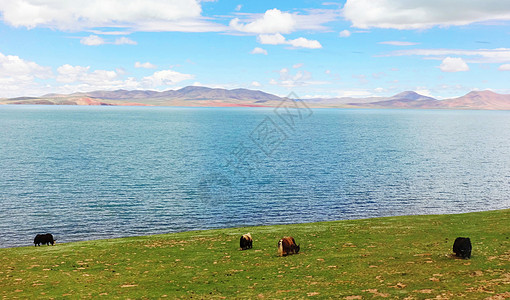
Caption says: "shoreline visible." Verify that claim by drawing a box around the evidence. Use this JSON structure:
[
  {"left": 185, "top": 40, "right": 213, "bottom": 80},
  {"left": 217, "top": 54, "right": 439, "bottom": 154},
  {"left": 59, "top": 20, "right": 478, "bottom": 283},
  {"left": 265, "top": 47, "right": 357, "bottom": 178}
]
[
  {"left": 1, "top": 208, "right": 508, "bottom": 298},
  {"left": 3, "top": 208, "right": 508, "bottom": 250}
]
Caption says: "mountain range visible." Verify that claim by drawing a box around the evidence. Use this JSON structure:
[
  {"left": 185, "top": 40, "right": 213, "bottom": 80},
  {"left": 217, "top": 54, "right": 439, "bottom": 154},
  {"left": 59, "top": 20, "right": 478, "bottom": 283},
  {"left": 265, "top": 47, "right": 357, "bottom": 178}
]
[{"left": 2, "top": 86, "right": 510, "bottom": 110}]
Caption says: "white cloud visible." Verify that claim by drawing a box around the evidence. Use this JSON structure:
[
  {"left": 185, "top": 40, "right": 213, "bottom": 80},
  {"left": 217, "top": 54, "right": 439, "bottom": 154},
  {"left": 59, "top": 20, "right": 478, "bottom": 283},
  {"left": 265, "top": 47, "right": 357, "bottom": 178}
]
[
  {"left": 235, "top": 4, "right": 242, "bottom": 11},
  {"left": 498, "top": 64, "right": 510, "bottom": 71},
  {"left": 251, "top": 81, "right": 261, "bottom": 87},
  {"left": 269, "top": 67, "right": 328, "bottom": 88},
  {"left": 293, "top": 63, "right": 304, "bottom": 69},
  {"left": 292, "top": 8, "right": 341, "bottom": 31},
  {"left": 257, "top": 33, "right": 322, "bottom": 49},
  {"left": 143, "top": 69, "right": 194, "bottom": 86},
  {"left": 385, "top": 48, "right": 510, "bottom": 64},
  {"left": 230, "top": 8, "right": 296, "bottom": 34},
  {"left": 379, "top": 41, "right": 419, "bottom": 46},
  {"left": 339, "top": 29, "right": 351, "bottom": 37},
  {"left": 57, "top": 65, "right": 193, "bottom": 91},
  {"left": 0, "top": 52, "right": 51, "bottom": 78},
  {"left": 257, "top": 33, "right": 287, "bottom": 45},
  {"left": 135, "top": 62, "right": 157, "bottom": 69},
  {"left": 0, "top": 51, "right": 198, "bottom": 97},
  {"left": 56, "top": 64, "right": 90, "bottom": 83},
  {"left": 80, "top": 35, "right": 105, "bottom": 46},
  {"left": 0, "top": 0, "right": 224, "bottom": 32},
  {"left": 230, "top": 7, "right": 340, "bottom": 34},
  {"left": 343, "top": 0, "right": 510, "bottom": 29},
  {"left": 80, "top": 35, "right": 137, "bottom": 46},
  {"left": 439, "top": 57, "right": 469, "bottom": 72},
  {"left": 250, "top": 47, "right": 268, "bottom": 55},
  {"left": 114, "top": 37, "right": 137, "bottom": 45},
  {"left": 287, "top": 37, "right": 322, "bottom": 49},
  {"left": 56, "top": 64, "right": 122, "bottom": 86},
  {"left": 0, "top": 52, "right": 52, "bottom": 97},
  {"left": 415, "top": 88, "right": 433, "bottom": 97},
  {"left": 335, "top": 90, "right": 373, "bottom": 97}
]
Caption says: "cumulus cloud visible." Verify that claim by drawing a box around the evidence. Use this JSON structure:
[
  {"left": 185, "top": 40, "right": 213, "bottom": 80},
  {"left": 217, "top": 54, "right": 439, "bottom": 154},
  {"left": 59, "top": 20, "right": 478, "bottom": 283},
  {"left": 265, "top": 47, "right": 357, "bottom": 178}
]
[
  {"left": 287, "top": 37, "right": 322, "bottom": 49},
  {"left": 229, "top": 7, "right": 340, "bottom": 35},
  {"left": 250, "top": 47, "right": 268, "bottom": 55},
  {"left": 439, "top": 57, "right": 469, "bottom": 72},
  {"left": 80, "top": 35, "right": 105, "bottom": 46},
  {"left": 498, "top": 64, "right": 510, "bottom": 71},
  {"left": 56, "top": 64, "right": 122, "bottom": 85},
  {"left": 135, "top": 62, "right": 157, "bottom": 69},
  {"left": 230, "top": 8, "right": 296, "bottom": 34},
  {"left": 0, "top": 0, "right": 224, "bottom": 32},
  {"left": 0, "top": 52, "right": 52, "bottom": 97},
  {"left": 114, "top": 37, "right": 137, "bottom": 45},
  {"left": 0, "top": 51, "right": 197, "bottom": 97},
  {"left": 143, "top": 69, "right": 194, "bottom": 86},
  {"left": 343, "top": 0, "right": 510, "bottom": 29},
  {"left": 251, "top": 81, "right": 261, "bottom": 87},
  {"left": 0, "top": 52, "right": 51, "bottom": 79},
  {"left": 257, "top": 33, "right": 322, "bottom": 49},
  {"left": 257, "top": 33, "right": 287, "bottom": 45},
  {"left": 56, "top": 65, "right": 194, "bottom": 92},
  {"left": 339, "top": 29, "right": 351, "bottom": 37}
]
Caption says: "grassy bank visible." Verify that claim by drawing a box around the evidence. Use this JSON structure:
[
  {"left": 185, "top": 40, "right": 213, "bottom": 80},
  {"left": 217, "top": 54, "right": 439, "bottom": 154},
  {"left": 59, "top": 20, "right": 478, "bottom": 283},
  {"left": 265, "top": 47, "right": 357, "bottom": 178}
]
[{"left": 1, "top": 209, "right": 509, "bottom": 299}]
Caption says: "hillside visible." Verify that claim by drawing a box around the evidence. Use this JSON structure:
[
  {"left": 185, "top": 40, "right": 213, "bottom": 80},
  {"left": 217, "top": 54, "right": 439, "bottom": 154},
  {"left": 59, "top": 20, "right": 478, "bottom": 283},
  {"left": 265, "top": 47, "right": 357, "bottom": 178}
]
[
  {"left": 0, "top": 209, "right": 508, "bottom": 298},
  {"left": 2, "top": 87, "right": 510, "bottom": 110}
]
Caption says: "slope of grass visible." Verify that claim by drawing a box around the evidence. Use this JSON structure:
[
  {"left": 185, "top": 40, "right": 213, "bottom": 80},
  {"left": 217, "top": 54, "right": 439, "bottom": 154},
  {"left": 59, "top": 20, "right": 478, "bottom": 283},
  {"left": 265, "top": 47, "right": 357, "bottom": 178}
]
[{"left": 1, "top": 209, "right": 509, "bottom": 299}]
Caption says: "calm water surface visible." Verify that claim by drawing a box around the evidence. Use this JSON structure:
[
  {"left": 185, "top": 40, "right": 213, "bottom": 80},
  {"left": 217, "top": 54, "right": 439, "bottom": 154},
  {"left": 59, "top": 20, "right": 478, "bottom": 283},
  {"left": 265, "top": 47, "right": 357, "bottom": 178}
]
[{"left": 1, "top": 105, "right": 509, "bottom": 247}]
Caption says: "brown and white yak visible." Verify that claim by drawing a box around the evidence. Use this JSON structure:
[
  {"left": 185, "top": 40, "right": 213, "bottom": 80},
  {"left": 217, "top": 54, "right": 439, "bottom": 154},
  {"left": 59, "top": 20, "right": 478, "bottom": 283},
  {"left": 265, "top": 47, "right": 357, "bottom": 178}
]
[{"left": 277, "top": 236, "right": 300, "bottom": 256}]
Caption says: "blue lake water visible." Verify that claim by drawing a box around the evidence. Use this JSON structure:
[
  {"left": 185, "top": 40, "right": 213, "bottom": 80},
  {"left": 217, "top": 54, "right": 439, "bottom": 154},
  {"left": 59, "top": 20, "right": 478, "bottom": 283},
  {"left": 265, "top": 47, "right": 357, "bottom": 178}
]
[{"left": 1, "top": 105, "right": 510, "bottom": 248}]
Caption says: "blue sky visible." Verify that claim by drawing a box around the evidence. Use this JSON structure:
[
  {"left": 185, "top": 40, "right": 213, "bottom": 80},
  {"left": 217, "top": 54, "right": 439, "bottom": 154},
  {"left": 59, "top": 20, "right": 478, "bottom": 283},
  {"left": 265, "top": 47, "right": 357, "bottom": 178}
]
[{"left": 1, "top": 0, "right": 510, "bottom": 99}]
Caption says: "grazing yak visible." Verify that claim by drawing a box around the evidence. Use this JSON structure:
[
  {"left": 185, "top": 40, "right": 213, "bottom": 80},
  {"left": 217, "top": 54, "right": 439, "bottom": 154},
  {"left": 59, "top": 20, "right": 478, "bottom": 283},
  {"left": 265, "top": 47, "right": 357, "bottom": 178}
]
[
  {"left": 34, "top": 233, "right": 56, "bottom": 246},
  {"left": 240, "top": 233, "right": 253, "bottom": 250},
  {"left": 278, "top": 236, "right": 300, "bottom": 256},
  {"left": 453, "top": 237, "right": 472, "bottom": 259}
]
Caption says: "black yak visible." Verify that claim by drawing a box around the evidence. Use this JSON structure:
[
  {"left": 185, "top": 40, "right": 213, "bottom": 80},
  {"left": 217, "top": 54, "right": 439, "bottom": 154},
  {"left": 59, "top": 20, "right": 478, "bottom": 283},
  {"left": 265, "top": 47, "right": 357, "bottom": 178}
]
[
  {"left": 453, "top": 237, "right": 472, "bottom": 259},
  {"left": 34, "top": 233, "right": 56, "bottom": 246},
  {"left": 277, "top": 236, "right": 300, "bottom": 256},
  {"left": 240, "top": 233, "right": 253, "bottom": 250}
]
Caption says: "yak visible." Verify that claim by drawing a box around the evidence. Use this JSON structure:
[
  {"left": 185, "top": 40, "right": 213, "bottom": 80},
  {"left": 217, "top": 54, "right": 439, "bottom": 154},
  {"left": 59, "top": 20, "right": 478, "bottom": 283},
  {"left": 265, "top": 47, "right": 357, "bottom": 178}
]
[
  {"left": 240, "top": 233, "right": 253, "bottom": 250},
  {"left": 453, "top": 237, "right": 471, "bottom": 259},
  {"left": 34, "top": 233, "right": 56, "bottom": 246},
  {"left": 278, "top": 236, "right": 300, "bottom": 256}
]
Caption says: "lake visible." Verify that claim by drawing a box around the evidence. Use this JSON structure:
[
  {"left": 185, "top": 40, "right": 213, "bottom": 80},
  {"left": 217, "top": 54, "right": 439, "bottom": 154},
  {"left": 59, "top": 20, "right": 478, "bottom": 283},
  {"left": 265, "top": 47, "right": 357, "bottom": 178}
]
[{"left": 1, "top": 105, "right": 509, "bottom": 247}]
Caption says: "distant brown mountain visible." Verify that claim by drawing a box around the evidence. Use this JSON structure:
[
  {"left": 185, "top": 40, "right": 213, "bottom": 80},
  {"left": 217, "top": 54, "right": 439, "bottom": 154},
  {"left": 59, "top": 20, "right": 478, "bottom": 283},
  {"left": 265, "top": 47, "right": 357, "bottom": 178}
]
[
  {"left": 2, "top": 87, "right": 510, "bottom": 110},
  {"left": 66, "top": 86, "right": 282, "bottom": 102},
  {"left": 436, "top": 90, "right": 510, "bottom": 110},
  {"left": 348, "top": 90, "right": 510, "bottom": 110}
]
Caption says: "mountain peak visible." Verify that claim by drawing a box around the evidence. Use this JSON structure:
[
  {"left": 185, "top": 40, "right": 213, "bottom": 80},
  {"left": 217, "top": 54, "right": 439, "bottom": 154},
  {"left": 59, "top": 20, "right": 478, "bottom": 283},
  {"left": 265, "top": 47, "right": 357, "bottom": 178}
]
[
  {"left": 390, "top": 91, "right": 435, "bottom": 101},
  {"left": 464, "top": 90, "right": 499, "bottom": 97}
]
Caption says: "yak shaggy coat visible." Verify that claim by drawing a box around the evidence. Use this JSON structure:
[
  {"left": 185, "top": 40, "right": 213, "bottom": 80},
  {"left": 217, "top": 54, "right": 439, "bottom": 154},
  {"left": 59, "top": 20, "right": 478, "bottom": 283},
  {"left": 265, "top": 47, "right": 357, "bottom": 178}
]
[{"left": 278, "top": 236, "right": 300, "bottom": 256}]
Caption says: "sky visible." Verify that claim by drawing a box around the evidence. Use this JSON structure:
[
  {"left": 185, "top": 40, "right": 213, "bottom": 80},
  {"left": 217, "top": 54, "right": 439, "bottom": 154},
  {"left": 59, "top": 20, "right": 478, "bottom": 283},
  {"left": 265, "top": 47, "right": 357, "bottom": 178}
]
[{"left": 1, "top": 0, "right": 510, "bottom": 99}]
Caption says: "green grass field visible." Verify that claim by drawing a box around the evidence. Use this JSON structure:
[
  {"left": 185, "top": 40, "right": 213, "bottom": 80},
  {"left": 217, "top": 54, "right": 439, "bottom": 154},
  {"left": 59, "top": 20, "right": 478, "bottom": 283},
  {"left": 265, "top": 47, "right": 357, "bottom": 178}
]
[{"left": 1, "top": 209, "right": 509, "bottom": 299}]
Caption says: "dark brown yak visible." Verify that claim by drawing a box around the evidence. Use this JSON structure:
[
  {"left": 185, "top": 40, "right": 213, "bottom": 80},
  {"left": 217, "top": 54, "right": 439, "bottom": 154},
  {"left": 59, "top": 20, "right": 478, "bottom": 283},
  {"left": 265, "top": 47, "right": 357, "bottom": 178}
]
[
  {"left": 34, "top": 233, "right": 56, "bottom": 246},
  {"left": 277, "top": 236, "right": 300, "bottom": 256},
  {"left": 453, "top": 237, "right": 472, "bottom": 259},
  {"left": 240, "top": 233, "right": 253, "bottom": 250}
]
